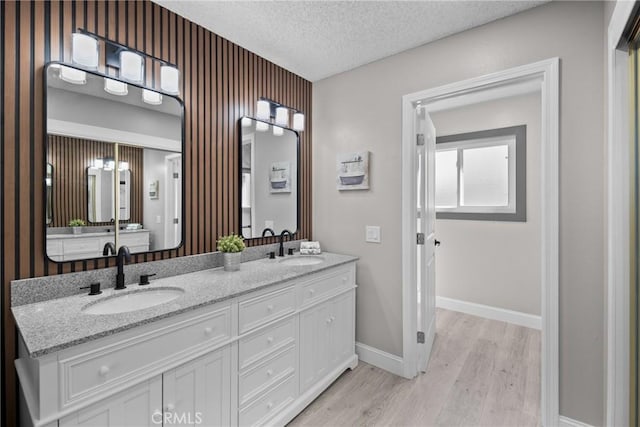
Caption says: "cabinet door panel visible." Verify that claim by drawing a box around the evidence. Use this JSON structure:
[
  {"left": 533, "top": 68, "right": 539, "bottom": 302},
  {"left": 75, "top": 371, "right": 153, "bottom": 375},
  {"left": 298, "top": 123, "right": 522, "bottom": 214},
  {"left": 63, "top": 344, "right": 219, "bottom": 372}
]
[
  {"left": 163, "top": 346, "right": 231, "bottom": 427},
  {"left": 299, "top": 302, "right": 331, "bottom": 393},
  {"left": 331, "top": 291, "right": 354, "bottom": 368},
  {"left": 59, "top": 376, "right": 161, "bottom": 427}
]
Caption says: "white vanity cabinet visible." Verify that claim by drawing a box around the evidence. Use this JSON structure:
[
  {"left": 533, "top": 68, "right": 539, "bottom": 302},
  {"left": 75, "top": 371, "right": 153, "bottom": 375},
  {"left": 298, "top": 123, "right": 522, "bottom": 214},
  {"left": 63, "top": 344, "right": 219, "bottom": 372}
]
[
  {"left": 58, "top": 376, "right": 162, "bottom": 427},
  {"left": 16, "top": 260, "right": 357, "bottom": 427}
]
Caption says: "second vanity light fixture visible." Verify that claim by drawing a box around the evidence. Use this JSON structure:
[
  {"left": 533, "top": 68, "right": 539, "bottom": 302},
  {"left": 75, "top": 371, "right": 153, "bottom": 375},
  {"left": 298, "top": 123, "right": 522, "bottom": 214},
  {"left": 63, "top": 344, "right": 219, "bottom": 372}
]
[
  {"left": 255, "top": 97, "right": 305, "bottom": 133},
  {"left": 70, "top": 30, "right": 180, "bottom": 103}
]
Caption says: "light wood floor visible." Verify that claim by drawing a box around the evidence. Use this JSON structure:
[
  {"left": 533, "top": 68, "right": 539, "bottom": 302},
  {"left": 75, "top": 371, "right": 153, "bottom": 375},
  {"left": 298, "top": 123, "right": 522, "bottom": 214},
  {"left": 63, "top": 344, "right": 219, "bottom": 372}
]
[{"left": 289, "top": 308, "right": 540, "bottom": 427}]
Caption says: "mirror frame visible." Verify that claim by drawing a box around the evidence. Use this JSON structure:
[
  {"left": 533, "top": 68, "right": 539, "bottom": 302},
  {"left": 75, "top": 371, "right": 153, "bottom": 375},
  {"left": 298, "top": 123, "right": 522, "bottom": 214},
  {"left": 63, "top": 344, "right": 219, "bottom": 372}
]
[
  {"left": 43, "top": 61, "right": 186, "bottom": 263},
  {"left": 237, "top": 116, "right": 301, "bottom": 240}
]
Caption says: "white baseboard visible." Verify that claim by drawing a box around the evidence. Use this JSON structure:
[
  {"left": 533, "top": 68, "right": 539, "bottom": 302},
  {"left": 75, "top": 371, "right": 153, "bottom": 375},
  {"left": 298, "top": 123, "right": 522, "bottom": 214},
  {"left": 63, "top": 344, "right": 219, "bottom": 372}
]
[
  {"left": 355, "top": 342, "right": 405, "bottom": 377},
  {"left": 558, "top": 415, "right": 595, "bottom": 427},
  {"left": 436, "top": 296, "right": 541, "bottom": 330}
]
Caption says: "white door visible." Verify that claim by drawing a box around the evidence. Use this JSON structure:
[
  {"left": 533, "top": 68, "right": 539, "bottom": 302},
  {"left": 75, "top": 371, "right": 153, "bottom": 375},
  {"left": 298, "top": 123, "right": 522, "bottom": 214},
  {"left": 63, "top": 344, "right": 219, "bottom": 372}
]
[
  {"left": 415, "top": 105, "right": 437, "bottom": 372},
  {"left": 59, "top": 376, "right": 162, "bottom": 427},
  {"left": 162, "top": 346, "right": 232, "bottom": 427}
]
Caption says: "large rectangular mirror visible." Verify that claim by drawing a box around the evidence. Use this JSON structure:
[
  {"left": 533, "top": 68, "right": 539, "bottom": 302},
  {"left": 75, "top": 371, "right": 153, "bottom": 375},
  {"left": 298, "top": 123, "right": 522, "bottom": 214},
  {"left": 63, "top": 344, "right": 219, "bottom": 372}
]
[
  {"left": 239, "top": 117, "right": 299, "bottom": 239},
  {"left": 45, "top": 62, "right": 184, "bottom": 262}
]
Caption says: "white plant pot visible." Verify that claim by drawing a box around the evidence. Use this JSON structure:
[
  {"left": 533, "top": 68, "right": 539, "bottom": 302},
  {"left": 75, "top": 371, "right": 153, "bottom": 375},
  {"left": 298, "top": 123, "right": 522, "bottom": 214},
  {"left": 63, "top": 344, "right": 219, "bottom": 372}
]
[
  {"left": 72, "top": 226, "right": 82, "bottom": 235},
  {"left": 223, "top": 252, "right": 242, "bottom": 272}
]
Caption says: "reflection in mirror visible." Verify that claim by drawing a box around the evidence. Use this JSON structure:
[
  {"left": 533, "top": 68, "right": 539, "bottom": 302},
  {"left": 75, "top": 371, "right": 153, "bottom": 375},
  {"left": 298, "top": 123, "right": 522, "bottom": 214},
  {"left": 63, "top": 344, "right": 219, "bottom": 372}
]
[
  {"left": 46, "top": 163, "right": 53, "bottom": 225},
  {"left": 239, "top": 117, "right": 298, "bottom": 239},
  {"left": 45, "top": 63, "right": 183, "bottom": 262},
  {"left": 87, "top": 167, "right": 131, "bottom": 223}
]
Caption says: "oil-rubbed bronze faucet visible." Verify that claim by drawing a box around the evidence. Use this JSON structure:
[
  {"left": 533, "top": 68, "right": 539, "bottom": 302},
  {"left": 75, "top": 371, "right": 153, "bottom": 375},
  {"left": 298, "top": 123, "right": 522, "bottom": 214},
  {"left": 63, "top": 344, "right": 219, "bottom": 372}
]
[
  {"left": 278, "top": 230, "right": 293, "bottom": 257},
  {"left": 115, "top": 246, "right": 131, "bottom": 290}
]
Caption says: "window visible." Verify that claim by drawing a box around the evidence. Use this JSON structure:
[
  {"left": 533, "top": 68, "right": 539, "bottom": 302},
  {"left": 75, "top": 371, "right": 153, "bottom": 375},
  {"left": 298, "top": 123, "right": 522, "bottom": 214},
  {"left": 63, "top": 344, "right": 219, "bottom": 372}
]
[{"left": 435, "top": 125, "right": 526, "bottom": 221}]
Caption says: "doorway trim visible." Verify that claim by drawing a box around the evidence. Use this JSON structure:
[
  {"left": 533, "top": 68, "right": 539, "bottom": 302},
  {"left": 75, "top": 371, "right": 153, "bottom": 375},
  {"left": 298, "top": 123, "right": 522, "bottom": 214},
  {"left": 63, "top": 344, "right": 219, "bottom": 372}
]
[
  {"left": 606, "top": 2, "right": 634, "bottom": 426},
  {"left": 401, "top": 58, "right": 559, "bottom": 426}
]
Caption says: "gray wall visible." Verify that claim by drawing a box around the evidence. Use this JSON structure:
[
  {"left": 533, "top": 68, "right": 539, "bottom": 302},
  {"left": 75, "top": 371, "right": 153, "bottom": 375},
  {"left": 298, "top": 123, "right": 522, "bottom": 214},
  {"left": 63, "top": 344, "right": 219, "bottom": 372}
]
[
  {"left": 430, "top": 93, "right": 541, "bottom": 316},
  {"left": 312, "top": 2, "right": 605, "bottom": 424}
]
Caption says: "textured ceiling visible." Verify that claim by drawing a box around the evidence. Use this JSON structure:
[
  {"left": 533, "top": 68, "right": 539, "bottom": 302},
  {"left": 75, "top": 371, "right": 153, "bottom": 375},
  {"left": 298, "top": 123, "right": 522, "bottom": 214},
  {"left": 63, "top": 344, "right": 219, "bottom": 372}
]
[{"left": 154, "top": 1, "right": 547, "bottom": 82}]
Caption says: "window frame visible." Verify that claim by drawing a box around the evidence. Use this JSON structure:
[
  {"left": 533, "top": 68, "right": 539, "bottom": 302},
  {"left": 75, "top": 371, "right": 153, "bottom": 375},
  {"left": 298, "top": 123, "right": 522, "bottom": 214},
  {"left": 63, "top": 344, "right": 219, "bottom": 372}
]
[{"left": 435, "top": 125, "right": 526, "bottom": 222}]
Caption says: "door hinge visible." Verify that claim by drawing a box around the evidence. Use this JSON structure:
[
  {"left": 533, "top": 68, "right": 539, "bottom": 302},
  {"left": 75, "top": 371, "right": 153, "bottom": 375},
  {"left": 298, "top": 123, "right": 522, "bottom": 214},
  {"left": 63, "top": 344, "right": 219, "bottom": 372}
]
[
  {"left": 173, "top": 218, "right": 179, "bottom": 224},
  {"left": 417, "top": 331, "right": 425, "bottom": 343},
  {"left": 173, "top": 172, "right": 180, "bottom": 179},
  {"left": 417, "top": 233, "right": 425, "bottom": 245},
  {"left": 416, "top": 134, "right": 425, "bottom": 146}
]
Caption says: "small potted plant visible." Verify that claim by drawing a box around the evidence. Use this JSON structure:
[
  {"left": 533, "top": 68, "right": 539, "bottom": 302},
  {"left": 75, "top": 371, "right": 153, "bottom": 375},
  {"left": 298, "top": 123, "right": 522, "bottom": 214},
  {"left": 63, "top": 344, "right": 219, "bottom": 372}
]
[
  {"left": 68, "top": 218, "right": 86, "bottom": 235},
  {"left": 217, "top": 233, "right": 245, "bottom": 272}
]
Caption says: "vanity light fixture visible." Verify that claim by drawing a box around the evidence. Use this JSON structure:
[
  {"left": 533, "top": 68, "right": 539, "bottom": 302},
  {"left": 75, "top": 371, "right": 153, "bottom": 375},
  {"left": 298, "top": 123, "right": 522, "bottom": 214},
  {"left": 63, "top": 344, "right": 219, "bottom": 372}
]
[
  {"left": 59, "top": 65, "right": 87, "bottom": 85},
  {"left": 93, "top": 158, "right": 104, "bottom": 168},
  {"left": 160, "top": 65, "right": 180, "bottom": 95},
  {"left": 292, "top": 112, "right": 305, "bottom": 132},
  {"left": 104, "top": 78, "right": 128, "bottom": 96},
  {"left": 273, "top": 125, "right": 284, "bottom": 136},
  {"left": 104, "top": 159, "right": 115, "bottom": 170},
  {"left": 72, "top": 33, "right": 99, "bottom": 69},
  {"left": 256, "top": 100, "right": 271, "bottom": 121},
  {"left": 120, "top": 50, "right": 144, "bottom": 83},
  {"left": 241, "top": 117, "right": 252, "bottom": 127},
  {"left": 255, "top": 97, "right": 305, "bottom": 132},
  {"left": 256, "top": 121, "right": 269, "bottom": 132},
  {"left": 142, "top": 89, "right": 163, "bottom": 105},
  {"left": 275, "top": 107, "right": 289, "bottom": 127},
  {"left": 119, "top": 161, "right": 129, "bottom": 171}
]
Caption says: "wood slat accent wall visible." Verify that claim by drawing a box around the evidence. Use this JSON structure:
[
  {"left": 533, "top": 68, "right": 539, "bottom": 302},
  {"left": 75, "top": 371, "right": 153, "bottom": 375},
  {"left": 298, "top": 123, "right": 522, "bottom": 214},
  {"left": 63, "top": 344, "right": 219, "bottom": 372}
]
[
  {"left": 0, "top": 1, "right": 312, "bottom": 425},
  {"left": 47, "top": 135, "right": 144, "bottom": 227}
]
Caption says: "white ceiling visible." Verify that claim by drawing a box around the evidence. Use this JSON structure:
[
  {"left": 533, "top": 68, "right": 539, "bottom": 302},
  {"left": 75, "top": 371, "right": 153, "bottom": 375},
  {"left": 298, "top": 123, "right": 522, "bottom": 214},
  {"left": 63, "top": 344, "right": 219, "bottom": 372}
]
[{"left": 154, "top": 1, "right": 547, "bottom": 82}]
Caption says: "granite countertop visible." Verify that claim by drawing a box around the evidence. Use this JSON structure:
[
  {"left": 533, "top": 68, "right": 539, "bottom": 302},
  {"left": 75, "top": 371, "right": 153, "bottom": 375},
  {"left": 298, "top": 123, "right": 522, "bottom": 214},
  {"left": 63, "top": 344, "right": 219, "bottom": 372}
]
[{"left": 12, "top": 252, "right": 357, "bottom": 358}]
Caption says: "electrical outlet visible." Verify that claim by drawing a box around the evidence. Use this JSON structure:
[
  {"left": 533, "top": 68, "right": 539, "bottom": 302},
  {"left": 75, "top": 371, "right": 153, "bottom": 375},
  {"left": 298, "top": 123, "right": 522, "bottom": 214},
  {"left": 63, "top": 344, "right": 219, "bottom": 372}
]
[{"left": 366, "top": 226, "right": 381, "bottom": 243}]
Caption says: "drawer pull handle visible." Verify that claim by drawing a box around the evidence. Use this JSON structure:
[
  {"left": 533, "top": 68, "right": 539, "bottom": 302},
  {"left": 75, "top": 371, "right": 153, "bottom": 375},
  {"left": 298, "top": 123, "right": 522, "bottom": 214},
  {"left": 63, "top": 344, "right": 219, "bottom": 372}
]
[
  {"left": 342, "top": 277, "right": 348, "bottom": 283},
  {"left": 267, "top": 336, "right": 274, "bottom": 344},
  {"left": 267, "top": 304, "right": 274, "bottom": 312},
  {"left": 204, "top": 327, "right": 214, "bottom": 335},
  {"left": 309, "top": 289, "right": 315, "bottom": 295},
  {"left": 267, "top": 402, "right": 274, "bottom": 410},
  {"left": 98, "top": 366, "right": 110, "bottom": 377},
  {"left": 267, "top": 369, "right": 274, "bottom": 377},
  {"left": 166, "top": 403, "right": 175, "bottom": 412}
]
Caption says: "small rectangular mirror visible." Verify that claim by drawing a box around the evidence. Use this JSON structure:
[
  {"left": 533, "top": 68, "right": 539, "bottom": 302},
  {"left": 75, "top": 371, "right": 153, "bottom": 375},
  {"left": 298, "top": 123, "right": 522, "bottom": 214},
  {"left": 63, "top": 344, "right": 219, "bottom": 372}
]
[
  {"left": 239, "top": 117, "right": 299, "bottom": 239},
  {"left": 45, "top": 62, "right": 184, "bottom": 262}
]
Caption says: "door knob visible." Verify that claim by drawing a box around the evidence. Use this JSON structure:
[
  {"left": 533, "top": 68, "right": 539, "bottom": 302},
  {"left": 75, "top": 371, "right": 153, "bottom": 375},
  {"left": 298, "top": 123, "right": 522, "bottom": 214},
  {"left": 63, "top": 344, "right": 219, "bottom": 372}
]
[{"left": 434, "top": 240, "right": 441, "bottom": 247}]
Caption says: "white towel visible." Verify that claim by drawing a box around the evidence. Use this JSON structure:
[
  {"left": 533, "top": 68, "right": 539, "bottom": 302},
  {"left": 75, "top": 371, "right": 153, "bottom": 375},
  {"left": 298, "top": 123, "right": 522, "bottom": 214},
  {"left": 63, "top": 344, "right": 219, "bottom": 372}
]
[{"left": 300, "top": 241, "right": 321, "bottom": 255}]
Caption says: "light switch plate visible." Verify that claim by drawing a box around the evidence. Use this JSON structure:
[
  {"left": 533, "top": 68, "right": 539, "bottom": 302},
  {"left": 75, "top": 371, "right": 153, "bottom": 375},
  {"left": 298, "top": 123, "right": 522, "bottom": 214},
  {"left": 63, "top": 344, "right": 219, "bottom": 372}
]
[{"left": 366, "top": 226, "right": 381, "bottom": 243}]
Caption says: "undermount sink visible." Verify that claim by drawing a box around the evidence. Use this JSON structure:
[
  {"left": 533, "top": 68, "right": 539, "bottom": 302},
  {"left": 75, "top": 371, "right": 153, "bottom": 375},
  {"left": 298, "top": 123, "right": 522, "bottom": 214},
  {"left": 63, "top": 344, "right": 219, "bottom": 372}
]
[
  {"left": 82, "top": 287, "right": 184, "bottom": 315},
  {"left": 279, "top": 256, "right": 325, "bottom": 266}
]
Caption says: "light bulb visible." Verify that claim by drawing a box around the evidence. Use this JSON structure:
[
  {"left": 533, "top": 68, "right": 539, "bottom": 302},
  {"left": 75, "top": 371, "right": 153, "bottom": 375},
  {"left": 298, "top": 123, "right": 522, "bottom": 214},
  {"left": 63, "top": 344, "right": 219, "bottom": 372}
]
[
  {"left": 59, "top": 65, "right": 86, "bottom": 85},
  {"left": 275, "top": 107, "right": 288, "bottom": 127},
  {"left": 160, "top": 65, "right": 180, "bottom": 95},
  {"left": 292, "top": 112, "right": 305, "bottom": 131},
  {"left": 256, "top": 100, "right": 270, "bottom": 121},
  {"left": 104, "top": 78, "right": 128, "bottom": 96},
  {"left": 72, "top": 33, "right": 99, "bottom": 69},
  {"left": 256, "top": 121, "right": 269, "bottom": 132},
  {"left": 273, "top": 126, "right": 284, "bottom": 136},
  {"left": 142, "top": 89, "right": 162, "bottom": 105},
  {"left": 241, "top": 117, "right": 252, "bottom": 127},
  {"left": 120, "top": 50, "right": 144, "bottom": 83}
]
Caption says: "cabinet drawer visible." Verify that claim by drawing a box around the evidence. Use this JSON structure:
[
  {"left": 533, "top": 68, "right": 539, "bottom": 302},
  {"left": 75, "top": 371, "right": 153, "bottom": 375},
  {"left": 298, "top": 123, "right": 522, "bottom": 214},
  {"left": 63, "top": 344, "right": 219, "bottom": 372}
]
[
  {"left": 63, "top": 238, "right": 100, "bottom": 255},
  {"left": 300, "top": 267, "right": 354, "bottom": 307},
  {"left": 239, "top": 374, "right": 296, "bottom": 427},
  {"left": 239, "top": 345, "right": 296, "bottom": 406},
  {"left": 239, "top": 318, "right": 295, "bottom": 370},
  {"left": 239, "top": 286, "right": 295, "bottom": 334},
  {"left": 60, "top": 305, "right": 231, "bottom": 407},
  {"left": 47, "top": 239, "right": 63, "bottom": 256}
]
